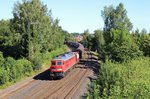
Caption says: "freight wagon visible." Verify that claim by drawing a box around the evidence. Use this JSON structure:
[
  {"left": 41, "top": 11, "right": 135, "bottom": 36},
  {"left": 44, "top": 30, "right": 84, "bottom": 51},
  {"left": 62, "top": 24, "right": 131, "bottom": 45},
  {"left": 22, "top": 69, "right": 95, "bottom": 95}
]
[{"left": 64, "top": 41, "right": 85, "bottom": 59}]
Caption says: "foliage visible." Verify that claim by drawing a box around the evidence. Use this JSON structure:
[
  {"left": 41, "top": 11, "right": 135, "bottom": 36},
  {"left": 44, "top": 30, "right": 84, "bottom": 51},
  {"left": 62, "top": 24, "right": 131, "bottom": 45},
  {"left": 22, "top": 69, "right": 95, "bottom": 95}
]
[
  {"left": 64, "top": 31, "right": 76, "bottom": 42},
  {"left": 86, "top": 3, "right": 150, "bottom": 98},
  {"left": 108, "top": 28, "right": 142, "bottom": 62},
  {"left": 31, "top": 56, "right": 42, "bottom": 70},
  {"left": 86, "top": 57, "right": 150, "bottom": 98},
  {"left": 0, "top": 20, "right": 20, "bottom": 58},
  {"left": 0, "top": 0, "right": 72, "bottom": 60},
  {"left": 31, "top": 45, "right": 67, "bottom": 70},
  {"left": 139, "top": 34, "right": 150, "bottom": 56},
  {"left": 0, "top": 0, "right": 73, "bottom": 88},
  {"left": 102, "top": 3, "right": 133, "bottom": 44},
  {"left": 80, "top": 29, "right": 93, "bottom": 50},
  {"left": 132, "top": 28, "right": 150, "bottom": 57},
  {"left": 10, "top": 0, "right": 66, "bottom": 59},
  {"left": 0, "top": 46, "right": 67, "bottom": 88},
  {"left": 86, "top": 80, "right": 100, "bottom": 99},
  {"left": 0, "top": 19, "right": 12, "bottom": 45},
  {"left": 0, "top": 52, "right": 33, "bottom": 86},
  {"left": 90, "top": 29, "right": 106, "bottom": 61},
  {"left": 0, "top": 67, "right": 9, "bottom": 85},
  {"left": 92, "top": 29, "right": 105, "bottom": 51},
  {"left": 0, "top": 52, "right": 4, "bottom": 66},
  {"left": 100, "top": 3, "right": 142, "bottom": 62},
  {"left": 16, "top": 59, "right": 33, "bottom": 77}
]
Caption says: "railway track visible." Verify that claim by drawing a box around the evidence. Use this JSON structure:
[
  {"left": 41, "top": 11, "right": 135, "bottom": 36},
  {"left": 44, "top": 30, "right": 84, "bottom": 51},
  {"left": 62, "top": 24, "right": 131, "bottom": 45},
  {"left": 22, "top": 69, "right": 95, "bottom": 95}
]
[{"left": 0, "top": 51, "right": 94, "bottom": 99}]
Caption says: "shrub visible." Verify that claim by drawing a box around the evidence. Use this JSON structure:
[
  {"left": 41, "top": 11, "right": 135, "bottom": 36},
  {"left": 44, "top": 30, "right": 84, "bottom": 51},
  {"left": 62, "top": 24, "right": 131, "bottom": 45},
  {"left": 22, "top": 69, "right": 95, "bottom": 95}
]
[
  {"left": 16, "top": 59, "right": 33, "bottom": 77},
  {"left": 107, "top": 37, "right": 143, "bottom": 62},
  {"left": 86, "top": 57, "right": 150, "bottom": 98},
  {"left": 4, "top": 57, "right": 17, "bottom": 81},
  {"left": 0, "top": 46, "right": 67, "bottom": 88},
  {"left": 0, "top": 67, "right": 9, "bottom": 85},
  {"left": 0, "top": 52, "right": 4, "bottom": 66},
  {"left": 32, "top": 57, "right": 42, "bottom": 70}
]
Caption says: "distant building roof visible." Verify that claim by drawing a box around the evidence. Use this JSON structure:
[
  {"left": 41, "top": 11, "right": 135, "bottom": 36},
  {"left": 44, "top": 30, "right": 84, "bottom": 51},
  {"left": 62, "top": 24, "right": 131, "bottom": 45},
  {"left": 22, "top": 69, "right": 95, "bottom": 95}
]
[{"left": 74, "top": 35, "right": 83, "bottom": 42}]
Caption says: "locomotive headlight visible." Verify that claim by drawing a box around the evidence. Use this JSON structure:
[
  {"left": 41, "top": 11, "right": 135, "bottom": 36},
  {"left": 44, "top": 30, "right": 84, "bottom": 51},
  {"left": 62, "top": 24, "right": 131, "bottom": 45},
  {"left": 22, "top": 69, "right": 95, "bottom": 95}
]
[
  {"left": 57, "top": 68, "right": 62, "bottom": 71},
  {"left": 51, "top": 68, "right": 62, "bottom": 72}
]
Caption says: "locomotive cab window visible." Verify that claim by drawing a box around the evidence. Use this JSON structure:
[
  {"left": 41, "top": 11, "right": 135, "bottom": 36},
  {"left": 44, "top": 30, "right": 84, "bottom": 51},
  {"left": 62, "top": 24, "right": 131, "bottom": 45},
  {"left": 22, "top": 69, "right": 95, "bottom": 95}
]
[
  {"left": 57, "top": 61, "right": 62, "bottom": 65},
  {"left": 51, "top": 61, "right": 56, "bottom": 65}
]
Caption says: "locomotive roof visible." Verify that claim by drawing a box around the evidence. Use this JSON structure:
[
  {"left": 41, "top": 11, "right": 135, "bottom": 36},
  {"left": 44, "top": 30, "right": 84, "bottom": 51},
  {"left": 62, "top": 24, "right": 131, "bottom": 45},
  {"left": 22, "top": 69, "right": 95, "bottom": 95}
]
[{"left": 53, "top": 52, "right": 75, "bottom": 61}]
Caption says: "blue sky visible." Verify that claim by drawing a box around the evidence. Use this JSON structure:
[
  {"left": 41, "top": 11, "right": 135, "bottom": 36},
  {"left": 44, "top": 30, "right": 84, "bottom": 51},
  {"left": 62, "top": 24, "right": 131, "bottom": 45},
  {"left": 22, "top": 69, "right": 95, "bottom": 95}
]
[{"left": 0, "top": 0, "right": 150, "bottom": 33}]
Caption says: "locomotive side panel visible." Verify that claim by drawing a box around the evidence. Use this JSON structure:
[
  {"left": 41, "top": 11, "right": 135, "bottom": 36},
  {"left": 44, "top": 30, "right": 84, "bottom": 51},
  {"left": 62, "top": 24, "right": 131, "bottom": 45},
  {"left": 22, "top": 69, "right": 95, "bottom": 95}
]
[{"left": 63, "top": 55, "right": 77, "bottom": 72}]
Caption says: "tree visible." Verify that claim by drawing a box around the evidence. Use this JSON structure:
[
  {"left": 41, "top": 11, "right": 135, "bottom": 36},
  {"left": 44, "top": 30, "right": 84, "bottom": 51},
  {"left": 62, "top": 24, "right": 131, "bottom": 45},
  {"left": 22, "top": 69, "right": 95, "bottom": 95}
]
[
  {"left": 139, "top": 29, "right": 150, "bottom": 56},
  {"left": 94, "top": 29, "right": 105, "bottom": 51},
  {"left": 0, "top": 20, "right": 12, "bottom": 46},
  {"left": 92, "top": 29, "right": 106, "bottom": 61},
  {"left": 101, "top": 3, "right": 141, "bottom": 62},
  {"left": 80, "top": 29, "right": 93, "bottom": 50},
  {"left": 0, "top": 19, "right": 21, "bottom": 58},
  {"left": 11, "top": 0, "right": 53, "bottom": 59},
  {"left": 0, "top": 52, "right": 4, "bottom": 67},
  {"left": 102, "top": 3, "right": 133, "bottom": 44},
  {"left": 50, "top": 19, "right": 65, "bottom": 50},
  {"left": 132, "top": 28, "right": 150, "bottom": 57},
  {"left": 64, "top": 32, "right": 75, "bottom": 42}
]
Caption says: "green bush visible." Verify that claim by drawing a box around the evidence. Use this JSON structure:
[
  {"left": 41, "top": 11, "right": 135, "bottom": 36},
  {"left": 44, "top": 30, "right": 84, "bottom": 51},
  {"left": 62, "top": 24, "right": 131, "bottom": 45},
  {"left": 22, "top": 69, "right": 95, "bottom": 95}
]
[
  {"left": 40, "top": 45, "right": 68, "bottom": 65},
  {"left": 0, "top": 52, "right": 4, "bottom": 66},
  {"left": 16, "top": 59, "right": 33, "bottom": 77},
  {"left": 0, "top": 55, "right": 33, "bottom": 86},
  {"left": 0, "top": 46, "right": 67, "bottom": 88},
  {"left": 32, "top": 57, "right": 42, "bottom": 70},
  {"left": 0, "top": 67, "right": 9, "bottom": 85},
  {"left": 107, "top": 36, "right": 143, "bottom": 62},
  {"left": 86, "top": 57, "right": 150, "bottom": 98},
  {"left": 4, "top": 57, "right": 17, "bottom": 81},
  {"left": 139, "top": 35, "right": 150, "bottom": 56}
]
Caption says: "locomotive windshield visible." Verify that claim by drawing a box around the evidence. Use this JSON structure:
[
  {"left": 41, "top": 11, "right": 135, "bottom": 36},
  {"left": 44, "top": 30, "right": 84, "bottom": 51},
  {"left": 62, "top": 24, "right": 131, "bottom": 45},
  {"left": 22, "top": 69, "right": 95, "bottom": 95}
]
[
  {"left": 51, "top": 61, "right": 56, "bottom": 65},
  {"left": 57, "top": 61, "right": 62, "bottom": 65}
]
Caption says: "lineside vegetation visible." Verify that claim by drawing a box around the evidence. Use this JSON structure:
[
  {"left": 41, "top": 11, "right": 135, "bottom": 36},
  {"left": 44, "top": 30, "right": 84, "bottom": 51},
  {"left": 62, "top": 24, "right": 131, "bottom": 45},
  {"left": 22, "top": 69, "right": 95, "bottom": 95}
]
[
  {"left": 83, "top": 3, "right": 150, "bottom": 98},
  {"left": 0, "top": 0, "right": 74, "bottom": 88}
]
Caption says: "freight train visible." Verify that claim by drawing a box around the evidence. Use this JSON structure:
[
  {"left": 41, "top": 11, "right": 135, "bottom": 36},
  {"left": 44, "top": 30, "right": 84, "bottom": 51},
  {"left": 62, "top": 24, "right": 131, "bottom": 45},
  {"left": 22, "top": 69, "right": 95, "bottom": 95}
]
[{"left": 50, "top": 42, "right": 84, "bottom": 79}]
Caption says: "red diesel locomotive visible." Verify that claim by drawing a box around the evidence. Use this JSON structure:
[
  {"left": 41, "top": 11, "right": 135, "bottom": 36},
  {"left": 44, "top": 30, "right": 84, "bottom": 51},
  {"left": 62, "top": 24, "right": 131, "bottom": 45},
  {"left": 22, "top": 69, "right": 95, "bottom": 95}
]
[{"left": 50, "top": 52, "right": 79, "bottom": 78}]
